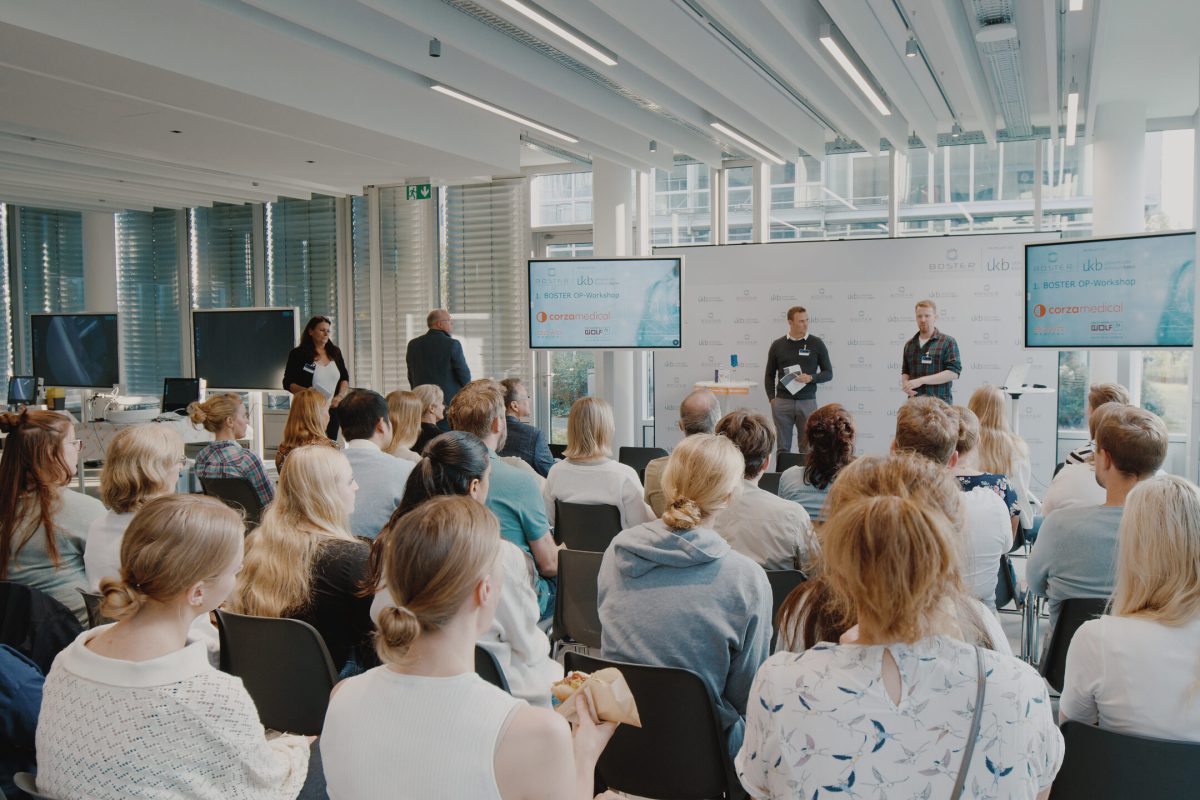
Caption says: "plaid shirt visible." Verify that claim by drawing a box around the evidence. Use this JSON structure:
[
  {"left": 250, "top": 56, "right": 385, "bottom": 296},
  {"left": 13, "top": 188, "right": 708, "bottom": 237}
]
[
  {"left": 902, "top": 328, "right": 961, "bottom": 403},
  {"left": 193, "top": 439, "right": 275, "bottom": 507}
]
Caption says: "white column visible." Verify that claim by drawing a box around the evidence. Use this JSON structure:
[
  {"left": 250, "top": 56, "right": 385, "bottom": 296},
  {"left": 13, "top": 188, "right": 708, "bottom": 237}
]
[
  {"left": 751, "top": 162, "right": 770, "bottom": 243},
  {"left": 1091, "top": 101, "right": 1146, "bottom": 235},
  {"left": 82, "top": 212, "right": 117, "bottom": 313}
]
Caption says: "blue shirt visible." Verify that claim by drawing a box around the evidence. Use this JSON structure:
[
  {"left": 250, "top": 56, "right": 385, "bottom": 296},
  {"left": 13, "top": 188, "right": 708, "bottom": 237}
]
[
  {"left": 485, "top": 451, "right": 554, "bottom": 616},
  {"left": 0, "top": 644, "right": 43, "bottom": 799}
]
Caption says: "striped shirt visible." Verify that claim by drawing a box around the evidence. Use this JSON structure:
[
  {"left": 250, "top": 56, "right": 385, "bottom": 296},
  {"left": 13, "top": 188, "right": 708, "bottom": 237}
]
[{"left": 192, "top": 440, "right": 274, "bottom": 507}]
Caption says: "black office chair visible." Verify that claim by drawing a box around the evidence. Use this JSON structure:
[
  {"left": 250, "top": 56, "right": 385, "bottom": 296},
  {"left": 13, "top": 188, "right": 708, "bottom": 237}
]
[
  {"left": 549, "top": 442, "right": 567, "bottom": 460},
  {"left": 618, "top": 446, "right": 668, "bottom": 475},
  {"left": 554, "top": 500, "right": 623, "bottom": 552},
  {"left": 1039, "top": 597, "right": 1109, "bottom": 692},
  {"left": 199, "top": 476, "right": 264, "bottom": 529},
  {"left": 765, "top": 569, "right": 807, "bottom": 650},
  {"left": 76, "top": 588, "right": 115, "bottom": 629},
  {"left": 0, "top": 581, "right": 83, "bottom": 674},
  {"left": 994, "top": 554, "right": 1023, "bottom": 613},
  {"left": 553, "top": 549, "right": 604, "bottom": 654},
  {"left": 758, "top": 471, "right": 782, "bottom": 496},
  {"left": 776, "top": 452, "right": 806, "bottom": 472},
  {"left": 565, "top": 652, "right": 746, "bottom": 799},
  {"left": 474, "top": 645, "right": 511, "bottom": 693},
  {"left": 1050, "top": 721, "right": 1200, "bottom": 799},
  {"left": 215, "top": 610, "right": 337, "bottom": 735}
]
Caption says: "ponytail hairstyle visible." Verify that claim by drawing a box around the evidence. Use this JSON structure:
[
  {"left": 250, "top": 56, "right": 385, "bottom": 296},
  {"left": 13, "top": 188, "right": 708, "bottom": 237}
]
[
  {"left": 374, "top": 495, "right": 500, "bottom": 665},
  {"left": 0, "top": 409, "right": 75, "bottom": 578},
  {"left": 187, "top": 393, "right": 243, "bottom": 434},
  {"left": 99, "top": 494, "right": 243, "bottom": 621},
  {"left": 384, "top": 390, "right": 424, "bottom": 455},
  {"left": 660, "top": 433, "right": 744, "bottom": 531}
]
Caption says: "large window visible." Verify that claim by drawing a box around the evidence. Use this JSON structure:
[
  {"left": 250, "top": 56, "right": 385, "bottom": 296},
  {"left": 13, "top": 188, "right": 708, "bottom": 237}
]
[
  {"left": 16, "top": 207, "right": 84, "bottom": 372},
  {"left": 532, "top": 172, "right": 593, "bottom": 226},
  {"left": 116, "top": 209, "right": 182, "bottom": 395},
  {"left": 725, "top": 164, "right": 753, "bottom": 243},
  {"left": 378, "top": 187, "right": 437, "bottom": 391},
  {"left": 266, "top": 196, "right": 339, "bottom": 326},
  {"left": 0, "top": 205, "right": 11, "bottom": 397},
  {"left": 189, "top": 203, "right": 254, "bottom": 309},
  {"left": 1141, "top": 351, "right": 1190, "bottom": 434},
  {"left": 650, "top": 162, "right": 711, "bottom": 246}
]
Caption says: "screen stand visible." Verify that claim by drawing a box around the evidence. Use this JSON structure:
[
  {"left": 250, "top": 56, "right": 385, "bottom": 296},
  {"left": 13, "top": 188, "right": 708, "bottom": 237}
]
[
  {"left": 247, "top": 391, "right": 265, "bottom": 461},
  {"left": 75, "top": 389, "right": 92, "bottom": 493}
]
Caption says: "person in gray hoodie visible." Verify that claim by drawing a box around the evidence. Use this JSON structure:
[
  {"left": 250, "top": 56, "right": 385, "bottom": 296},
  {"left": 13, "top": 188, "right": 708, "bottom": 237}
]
[{"left": 597, "top": 433, "right": 772, "bottom": 758}]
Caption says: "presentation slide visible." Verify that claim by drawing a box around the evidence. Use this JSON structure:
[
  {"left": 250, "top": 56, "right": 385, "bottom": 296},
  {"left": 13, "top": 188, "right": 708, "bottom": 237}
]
[
  {"left": 529, "top": 258, "right": 682, "bottom": 349},
  {"left": 1026, "top": 232, "right": 1195, "bottom": 348},
  {"left": 193, "top": 308, "right": 297, "bottom": 390}
]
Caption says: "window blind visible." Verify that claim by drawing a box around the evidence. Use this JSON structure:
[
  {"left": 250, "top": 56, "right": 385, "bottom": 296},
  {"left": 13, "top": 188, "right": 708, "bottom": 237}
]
[
  {"left": 379, "top": 186, "right": 435, "bottom": 391},
  {"left": 350, "top": 195, "right": 373, "bottom": 389},
  {"left": 116, "top": 209, "right": 182, "bottom": 396},
  {"left": 442, "top": 180, "right": 530, "bottom": 381},
  {"left": 189, "top": 203, "right": 254, "bottom": 309},
  {"left": 0, "top": 204, "right": 12, "bottom": 397},
  {"left": 266, "top": 196, "right": 339, "bottom": 328},
  {"left": 16, "top": 207, "right": 84, "bottom": 373}
]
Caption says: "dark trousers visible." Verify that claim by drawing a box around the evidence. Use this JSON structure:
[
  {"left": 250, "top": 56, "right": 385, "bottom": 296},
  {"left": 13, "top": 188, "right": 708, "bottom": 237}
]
[{"left": 770, "top": 397, "right": 817, "bottom": 454}]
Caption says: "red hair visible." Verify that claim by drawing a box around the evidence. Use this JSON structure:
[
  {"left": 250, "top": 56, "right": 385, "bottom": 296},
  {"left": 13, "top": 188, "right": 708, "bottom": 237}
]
[{"left": 0, "top": 410, "right": 75, "bottom": 576}]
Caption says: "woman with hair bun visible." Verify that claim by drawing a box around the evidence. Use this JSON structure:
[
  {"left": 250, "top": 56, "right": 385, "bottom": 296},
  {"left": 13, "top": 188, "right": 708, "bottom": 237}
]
[
  {"left": 322, "top": 495, "right": 615, "bottom": 799},
  {"left": 0, "top": 409, "right": 103, "bottom": 624},
  {"left": 188, "top": 392, "right": 274, "bottom": 507},
  {"left": 35, "top": 494, "right": 316, "bottom": 800},
  {"left": 778, "top": 403, "right": 856, "bottom": 522},
  {"left": 597, "top": 433, "right": 772, "bottom": 758}
]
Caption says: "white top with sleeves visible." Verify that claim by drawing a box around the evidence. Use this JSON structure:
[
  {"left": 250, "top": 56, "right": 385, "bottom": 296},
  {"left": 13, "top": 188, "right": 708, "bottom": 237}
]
[
  {"left": 738, "top": 636, "right": 1062, "bottom": 799},
  {"left": 1041, "top": 461, "right": 1107, "bottom": 517},
  {"left": 321, "top": 667, "right": 524, "bottom": 800},
  {"left": 1010, "top": 451, "right": 1037, "bottom": 529},
  {"left": 713, "top": 479, "right": 817, "bottom": 571},
  {"left": 961, "top": 487, "right": 1015, "bottom": 609},
  {"left": 36, "top": 627, "right": 309, "bottom": 800},
  {"left": 543, "top": 458, "right": 655, "bottom": 530},
  {"left": 1060, "top": 614, "right": 1200, "bottom": 742}
]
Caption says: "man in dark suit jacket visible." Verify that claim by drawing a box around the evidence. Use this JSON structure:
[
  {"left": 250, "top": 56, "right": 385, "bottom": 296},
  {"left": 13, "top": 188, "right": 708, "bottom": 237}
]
[
  {"left": 406, "top": 309, "right": 472, "bottom": 420},
  {"left": 497, "top": 377, "right": 555, "bottom": 477}
]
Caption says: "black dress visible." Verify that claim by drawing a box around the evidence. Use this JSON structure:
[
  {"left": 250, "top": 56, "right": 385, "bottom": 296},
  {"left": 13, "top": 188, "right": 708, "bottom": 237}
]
[
  {"left": 412, "top": 422, "right": 443, "bottom": 456},
  {"left": 282, "top": 344, "right": 350, "bottom": 440},
  {"left": 288, "top": 538, "right": 376, "bottom": 674}
]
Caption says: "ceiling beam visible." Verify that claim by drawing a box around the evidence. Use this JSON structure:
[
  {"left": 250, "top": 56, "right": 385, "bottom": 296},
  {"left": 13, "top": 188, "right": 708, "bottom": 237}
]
[{"left": 923, "top": 0, "right": 1000, "bottom": 145}]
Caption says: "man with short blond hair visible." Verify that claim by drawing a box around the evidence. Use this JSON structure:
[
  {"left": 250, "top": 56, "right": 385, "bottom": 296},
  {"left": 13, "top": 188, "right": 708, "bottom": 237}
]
[{"left": 901, "top": 299, "right": 961, "bottom": 403}]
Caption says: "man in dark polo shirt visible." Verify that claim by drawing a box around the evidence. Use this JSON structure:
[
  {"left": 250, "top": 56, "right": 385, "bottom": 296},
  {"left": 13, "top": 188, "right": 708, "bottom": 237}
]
[
  {"left": 901, "top": 298, "right": 962, "bottom": 403},
  {"left": 764, "top": 306, "right": 832, "bottom": 455}
]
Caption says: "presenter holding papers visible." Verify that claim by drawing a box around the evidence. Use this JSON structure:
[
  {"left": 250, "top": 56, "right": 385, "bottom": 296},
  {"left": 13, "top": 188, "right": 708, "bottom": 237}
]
[
  {"left": 900, "top": 299, "right": 962, "bottom": 404},
  {"left": 764, "top": 306, "right": 832, "bottom": 455}
]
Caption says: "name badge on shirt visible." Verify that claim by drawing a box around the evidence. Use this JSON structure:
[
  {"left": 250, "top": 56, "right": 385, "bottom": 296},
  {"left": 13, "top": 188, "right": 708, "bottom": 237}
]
[
  {"left": 303, "top": 362, "right": 317, "bottom": 374},
  {"left": 798, "top": 348, "right": 810, "bottom": 357},
  {"left": 920, "top": 355, "right": 934, "bottom": 365}
]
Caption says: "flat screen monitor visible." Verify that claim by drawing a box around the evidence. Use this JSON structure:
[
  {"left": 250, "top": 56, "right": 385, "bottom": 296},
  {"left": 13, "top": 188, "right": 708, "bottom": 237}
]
[
  {"left": 193, "top": 308, "right": 298, "bottom": 390},
  {"left": 529, "top": 257, "right": 683, "bottom": 349},
  {"left": 162, "top": 377, "right": 201, "bottom": 413},
  {"left": 31, "top": 313, "right": 120, "bottom": 388},
  {"left": 7, "top": 376, "right": 36, "bottom": 405},
  {"left": 1026, "top": 231, "right": 1195, "bottom": 348}
]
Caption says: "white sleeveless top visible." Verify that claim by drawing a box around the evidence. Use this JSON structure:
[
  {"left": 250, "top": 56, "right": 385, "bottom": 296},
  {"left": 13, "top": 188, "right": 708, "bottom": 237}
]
[{"left": 321, "top": 667, "right": 524, "bottom": 800}]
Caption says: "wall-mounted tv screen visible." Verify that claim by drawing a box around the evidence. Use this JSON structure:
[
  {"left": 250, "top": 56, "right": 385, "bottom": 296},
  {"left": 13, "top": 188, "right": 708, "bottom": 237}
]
[
  {"left": 529, "top": 257, "right": 683, "bottom": 349},
  {"left": 31, "top": 313, "right": 120, "bottom": 388},
  {"left": 193, "top": 308, "right": 298, "bottom": 390},
  {"left": 1026, "top": 231, "right": 1195, "bottom": 348}
]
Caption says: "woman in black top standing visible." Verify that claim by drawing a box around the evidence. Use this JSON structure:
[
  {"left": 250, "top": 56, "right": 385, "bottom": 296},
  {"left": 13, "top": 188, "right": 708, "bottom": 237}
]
[{"left": 283, "top": 315, "right": 350, "bottom": 441}]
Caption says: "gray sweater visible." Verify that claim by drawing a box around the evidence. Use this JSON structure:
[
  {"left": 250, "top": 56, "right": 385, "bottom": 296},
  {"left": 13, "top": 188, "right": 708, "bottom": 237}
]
[
  {"left": 597, "top": 519, "right": 772, "bottom": 756},
  {"left": 1026, "top": 504, "right": 1123, "bottom": 629}
]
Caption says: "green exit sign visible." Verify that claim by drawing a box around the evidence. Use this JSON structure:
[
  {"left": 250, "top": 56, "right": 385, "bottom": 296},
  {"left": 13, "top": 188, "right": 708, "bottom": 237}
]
[{"left": 405, "top": 183, "right": 432, "bottom": 200}]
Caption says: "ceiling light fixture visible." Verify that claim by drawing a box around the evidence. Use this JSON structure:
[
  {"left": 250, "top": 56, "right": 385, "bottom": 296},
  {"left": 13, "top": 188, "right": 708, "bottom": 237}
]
[
  {"left": 710, "top": 121, "right": 785, "bottom": 165},
  {"left": 495, "top": 0, "right": 617, "bottom": 67},
  {"left": 431, "top": 84, "right": 578, "bottom": 143},
  {"left": 905, "top": 36, "right": 919, "bottom": 58},
  {"left": 951, "top": 122, "right": 963, "bottom": 138},
  {"left": 819, "top": 25, "right": 891, "bottom": 116},
  {"left": 1068, "top": 0, "right": 1084, "bottom": 10},
  {"left": 1065, "top": 79, "right": 1079, "bottom": 146}
]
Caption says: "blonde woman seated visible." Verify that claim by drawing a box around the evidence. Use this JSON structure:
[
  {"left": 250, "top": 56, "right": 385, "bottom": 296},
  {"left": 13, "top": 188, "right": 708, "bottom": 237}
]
[
  {"left": 739, "top": 470, "right": 1062, "bottom": 799},
  {"left": 969, "top": 384, "right": 1037, "bottom": 530},
  {"left": 774, "top": 453, "right": 1010, "bottom": 657},
  {"left": 228, "top": 446, "right": 372, "bottom": 675},
  {"left": 189, "top": 393, "right": 274, "bottom": 507},
  {"left": 321, "top": 496, "right": 616, "bottom": 799},
  {"left": 36, "top": 494, "right": 313, "bottom": 800},
  {"left": 275, "top": 388, "right": 335, "bottom": 472},
  {"left": 383, "top": 390, "right": 424, "bottom": 462},
  {"left": 1060, "top": 475, "right": 1200, "bottom": 741},
  {"left": 412, "top": 384, "right": 445, "bottom": 455},
  {"left": 543, "top": 397, "right": 654, "bottom": 530}
]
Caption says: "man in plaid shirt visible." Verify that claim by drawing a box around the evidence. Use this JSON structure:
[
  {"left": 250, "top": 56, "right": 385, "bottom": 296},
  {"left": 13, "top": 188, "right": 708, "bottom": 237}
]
[{"left": 900, "top": 298, "right": 961, "bottom": 404}]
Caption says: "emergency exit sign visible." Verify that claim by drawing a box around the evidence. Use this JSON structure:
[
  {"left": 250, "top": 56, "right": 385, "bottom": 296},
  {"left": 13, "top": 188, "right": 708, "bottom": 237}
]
[{"left": 406, "top": 183, "right": 432, "bottom": 200}]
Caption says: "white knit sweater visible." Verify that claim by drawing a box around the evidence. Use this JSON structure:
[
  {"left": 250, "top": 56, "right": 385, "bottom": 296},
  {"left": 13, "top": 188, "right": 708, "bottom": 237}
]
[{"left": 36, "top": 626, "right": 310, "bottom": 800}]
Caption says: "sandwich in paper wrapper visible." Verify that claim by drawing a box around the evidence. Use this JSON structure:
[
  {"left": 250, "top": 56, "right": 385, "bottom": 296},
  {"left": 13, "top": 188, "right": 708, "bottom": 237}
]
[{"left": 551, "top": 668, "right": 642, "bottom": 728}]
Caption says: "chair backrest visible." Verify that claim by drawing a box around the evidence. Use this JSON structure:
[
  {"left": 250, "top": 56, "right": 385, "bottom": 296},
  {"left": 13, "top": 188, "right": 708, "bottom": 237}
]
[
  {"left": 555, "top": 500, "right": 623, "bottom": 552},
  {"left": 199, "top": 476, "right": 264, "bottom": 529},
  {"left": 618, "top": 446, "right": 669, "bottom": 473},
  {"left": 994, "top": 554, "right": 1019, "bottom": 610},
  {"left": 765, "top": 569, "right": 806, "bottom": 650},
  {"left": 1051, "top": 720, "right": 1200, "bottom": 799},
  {"left": 548, "top": 442, "right": 566, "bottom": 460},
  {"left": 554, "top": 550, "right": 604, "bottom": 650},
  {"left": 0, "top": 581, "right": 83, "bottom": 674},
  {"left": 1040, "top": 597, "right": 1109, "bottom": 692},
  {"left": 474, "top": 645, "right": 511, "bottom": 693},
  {"left": 776, "top": 451, "right": 806, "bottom": 472},
  {"left": 13, "top": 772, "right": 58, "bottom": 800},
  {"left": 758, "top": 471, "right": 782, "bottom": 496},
  {"left": 564, "top": 652, "right": 744, "bottom": 799},
  {"left": 76, "top": 588, "right": 115, "bottom": 629},
  {"left": 214, "top": 609, "right": 337, "bottom": 735}
]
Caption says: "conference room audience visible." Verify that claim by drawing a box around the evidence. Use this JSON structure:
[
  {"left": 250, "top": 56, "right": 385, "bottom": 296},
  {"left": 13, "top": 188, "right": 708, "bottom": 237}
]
[
  {"left": 643, "top": 388, "right": 720, "bottom": 516},
  {"left": 274, "top": 388, "right": 335, "bottom": 472},
  {"left": 1028, "top": 404, "right": 1168, "bottom": 630},
  {"left": 775, "top": 453, "right": 1009, "bottom": 657},
  {"left": 36, "top": 495, "right": 314, "bottom": 800},
  {"left": 543, "top": 396, "right": 654, "bottom": 531},
  {"left": 412, "top": 383, "right": 446, "bottom": 455},
  {"left": 283, "top": 314, "right": 350, "bottom": 440},
  {"left": 950, "top": 405, "right": 1021, "bottom": 542},
  {"left": 497, "top": 377, "right": 555, "bottom": 477},
  {"left": 738, "top": 484, "right": 1062, "bottom": 799},
  {"left": 894, "top": 397, "right": 1011, "bottom": 609},
  {"left": 778, "top": 403, "right": 856, "bottom": 522},
  {"left": 383, "top": 389, "right": 424, "bottom": 463},
  {"left": 321, "top": 496, "right": 615, "bottom": 800},
  {"left": 449, "top": 380, "right": 557, "bottom": 619},
  {"left": 365, "top": 430, "right": 561, "bottom": 707},
  {"left": 598, "top": 433, "right": 771, "bottom": 757},
  {"left": 1041, "top": 401, "right": 1120, "bottom": 517},
  {"left": 712, "top": 409, "right": 816, "bottom": 571},
  {"left": 229, "top": 446, "right": 373, "bottom": 675},
  {"left": 189, "top": 393, "right": 275, "bottom": 508},
  {"left": 969, "top": 384, "right": 1036, "bottom": 529},
  {"left": 0, "top": 409, "right": 103, "bottom": 625},
  {"left": 1060, "top": 475, "right": 1200, "bottom": 741},
  {"left": 339, "top": 389, "right": 415, "bottom": 539},
  {"left": 1061, "top": 382, "right": 1131, "bottom": 468}
]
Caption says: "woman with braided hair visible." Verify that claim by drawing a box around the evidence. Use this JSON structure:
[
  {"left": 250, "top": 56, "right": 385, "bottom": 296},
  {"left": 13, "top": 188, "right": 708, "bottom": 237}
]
[
  {"left": 597, "top": 433, "right": 772, "bottom": 758},
  {"left": 778, "top": 402, "right": 856, "bottom": 523}
]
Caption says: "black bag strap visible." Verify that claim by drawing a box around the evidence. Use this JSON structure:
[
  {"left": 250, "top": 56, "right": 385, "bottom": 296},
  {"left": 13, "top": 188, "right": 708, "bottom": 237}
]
[{"left": 950, "top": 645, "right": 987, "bottom": 799}]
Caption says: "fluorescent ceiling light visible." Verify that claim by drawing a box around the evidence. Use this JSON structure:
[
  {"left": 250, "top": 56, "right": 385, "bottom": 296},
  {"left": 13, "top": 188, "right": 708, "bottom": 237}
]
[
  {"left": 710, "top": 121, "right": 785, "bottom": 165},
  {"left": 431, "top": 84, "right": 578, "bottom": 143},
  {"left": 1068, "top": 0, "right": 1084, "bottom": 10},
  {"left": 819, "top": 26, "right": 891, "bottom": 116},
  {"left": 1065, "top": 82, "right": 1079, "bottom": 146},
  {"left": 495, "top": 0, "right": 617, "bottom": 67}
]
